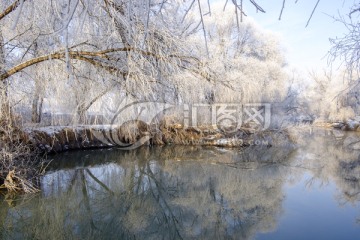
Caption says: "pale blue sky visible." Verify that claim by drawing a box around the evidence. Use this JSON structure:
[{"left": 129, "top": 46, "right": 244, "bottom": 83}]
[{"left": 214, "top": 0, "right": 356, "bottom": 71}]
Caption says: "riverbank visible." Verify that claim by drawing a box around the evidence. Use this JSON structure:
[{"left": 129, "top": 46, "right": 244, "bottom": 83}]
[
  {"left": 5, "top": 119, "right": 360, "bottom": 194},
  {"left": 2, "top": 132, "right": 359, "bottom": 239},
  {"left": 25, "top": 124, "right": 291, "bottom": 153},
  {"left": 314, "top": 118, "right": 360, "bottom": 131},
  {"left": 1, "top": 121, "right": 291, "bottom": 193}
]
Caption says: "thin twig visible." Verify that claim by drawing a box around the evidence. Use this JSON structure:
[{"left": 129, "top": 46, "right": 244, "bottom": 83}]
[
  {"left": 279, "top": 0, "right": 286, "bottom": 21},
  {"left": 197, "top": 0, "right": 209, "bottom": 56},
  {"left": 305, "top": 0, "right": 320, "bottom": 27}
]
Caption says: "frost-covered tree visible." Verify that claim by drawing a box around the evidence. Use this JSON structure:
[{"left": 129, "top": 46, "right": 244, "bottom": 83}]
[
  {"left": 202, "top": 6, "right": 288, "bottom": 103},
  {"left": 0, "top": 0, "right": 206, "bottom": 123},
  {"left": 1, "top": 0, "right": 290, "bottom": 126},
  {"left": 329, "top": 2, "right": 360, "bottom": 80},
  {"left": 161, "top": 3, "right": 288, "bottom": 104},
  {"left": 300, "top": 69, "right": 357, "bottom": 122}
]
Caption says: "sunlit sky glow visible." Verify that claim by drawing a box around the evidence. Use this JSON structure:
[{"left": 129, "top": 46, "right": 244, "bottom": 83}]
[{"left": 213, "top": 0, "right": 356, "bottom": 71}]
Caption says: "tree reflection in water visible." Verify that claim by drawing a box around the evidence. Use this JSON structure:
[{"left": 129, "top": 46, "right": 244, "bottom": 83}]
[{"left": 0, "top": 129, "right": 359, "bottom": 239}]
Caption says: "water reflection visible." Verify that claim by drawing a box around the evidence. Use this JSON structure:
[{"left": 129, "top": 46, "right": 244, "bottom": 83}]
[
  {"left": 1, "top": 129, "right": 360, "bottom": 239},
  {"left": 295, "top": 130, "right": 360, "bottom": 205}
]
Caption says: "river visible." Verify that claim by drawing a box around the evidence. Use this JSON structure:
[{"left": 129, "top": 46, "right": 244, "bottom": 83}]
[{"left": 0, "top": 128, "right": 359, "bottom": 239}]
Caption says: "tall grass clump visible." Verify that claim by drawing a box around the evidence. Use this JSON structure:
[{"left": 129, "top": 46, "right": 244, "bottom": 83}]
[{"left": 0, "top": 92, "right": 45, "bottom": 194}]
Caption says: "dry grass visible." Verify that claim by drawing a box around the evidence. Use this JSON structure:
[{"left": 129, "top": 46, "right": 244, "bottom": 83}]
[{"left": 0, "top": 98, "right": 45, "bottom": 194}]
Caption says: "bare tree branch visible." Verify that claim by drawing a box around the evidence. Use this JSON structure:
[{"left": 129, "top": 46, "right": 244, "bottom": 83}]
[
  {"left": 197, "top": 0, "right": 209, "bottom": 56},
  {"left": 305, "top": 0, "right": 320, "bottom": 27},
  {"left": 0, "top": 47, "right": 201, "bottom": 81},
  {"left": 249, "top": 0, "right": 265, "bottom": 13},
  {"left": 0, "top": 0, "right": 27, "bottom": 21},
  {"left": 279, "top": 0, "right": 286, "bottom": 21}
]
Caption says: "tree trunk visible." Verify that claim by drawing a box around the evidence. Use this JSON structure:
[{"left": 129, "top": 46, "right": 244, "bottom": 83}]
[
  {"left": 76, "top": 84, "right": 114, "bottom": 124},
  {"left": 0, "top": 27, "right": 10, "bottom": 111},
  {"left": 0, "top": 28, "right": 5, "bottom": 74},
  {"left": 31, "top": 88, "right": 43, "bottom": 123},
  {"left": 76, "top": 102, "right": 87, "bottom": 124},
  {"left": 31, "top": 42, "right": 44, "bottom": 123}
]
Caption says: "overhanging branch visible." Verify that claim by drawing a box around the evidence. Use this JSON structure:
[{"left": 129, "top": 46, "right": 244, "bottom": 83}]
[
  {"left": 0, "top": 0, "right": 27, "bottom": 21},
  {"left": 0, "top": 47, "right": 200, "bottom": 81}
]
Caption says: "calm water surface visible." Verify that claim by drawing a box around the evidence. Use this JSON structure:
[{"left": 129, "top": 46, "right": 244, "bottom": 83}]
[{"left": 1, "top": 129, "right": 359, "bottom": 239}]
